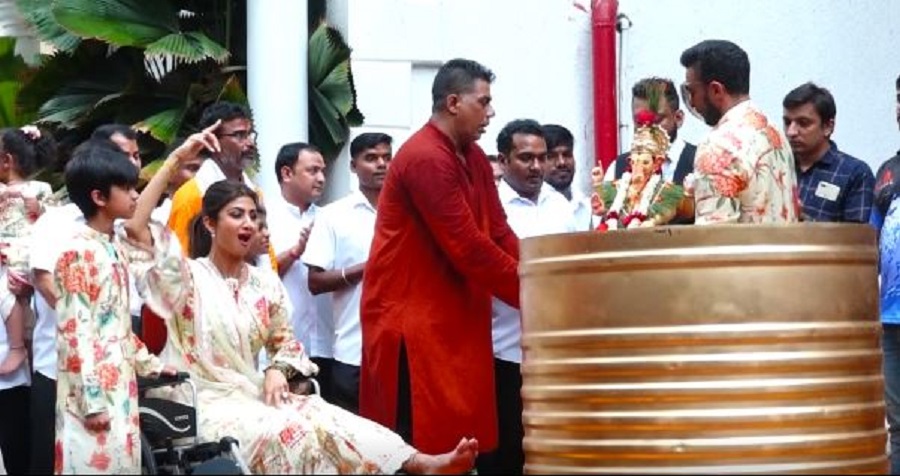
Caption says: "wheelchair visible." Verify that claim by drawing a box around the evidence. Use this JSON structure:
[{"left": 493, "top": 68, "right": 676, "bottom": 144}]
[{"left": 138, "top": 372, "right": 250, "bottom": 475}]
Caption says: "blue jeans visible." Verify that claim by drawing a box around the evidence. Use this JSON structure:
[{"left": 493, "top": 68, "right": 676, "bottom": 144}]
[{"left": 884, "top": 324, "right": 900, "bottom": 474}]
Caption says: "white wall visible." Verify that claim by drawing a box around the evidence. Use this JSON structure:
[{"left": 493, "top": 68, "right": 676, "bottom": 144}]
[
  {"left": 333, "top": 0, "right": 900, "bottom": 201},
  {"left": 618, "top": 0, "right": 900, "bottom": 170},
  {"left": 338, "top": 0, "right": 594, "bottom": 201}
]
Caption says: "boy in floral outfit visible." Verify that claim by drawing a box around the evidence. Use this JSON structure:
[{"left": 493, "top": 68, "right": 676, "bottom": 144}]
[{"left": 53, "top": 140, "right": 173, "bottom": 474}]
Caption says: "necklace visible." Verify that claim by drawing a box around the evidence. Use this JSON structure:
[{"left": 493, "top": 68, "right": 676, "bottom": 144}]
[{"left": 203, "top": 258, "right": 247, "bottom": 302}]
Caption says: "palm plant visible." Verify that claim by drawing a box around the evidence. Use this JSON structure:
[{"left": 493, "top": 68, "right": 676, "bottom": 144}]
[
  {"left": 15, "top": 0, "right": 363, "bottom": 188},
  {"left": 308, "top": 21, "right": 364, "bottom": 161}
]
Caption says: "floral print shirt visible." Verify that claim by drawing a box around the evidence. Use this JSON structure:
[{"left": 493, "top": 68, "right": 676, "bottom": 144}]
[{"left": 693, "top": 100, "right": 800, "bottom": 224}]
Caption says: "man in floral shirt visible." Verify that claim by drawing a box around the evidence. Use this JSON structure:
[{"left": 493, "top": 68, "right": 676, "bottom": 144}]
[{"left": 679, "top": 39, "right": 799, "bottom": 224}]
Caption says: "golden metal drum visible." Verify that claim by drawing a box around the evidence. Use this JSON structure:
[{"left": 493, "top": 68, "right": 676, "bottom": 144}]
[{"left": 519, "top": 224, "right": 886, "bottom": 474}]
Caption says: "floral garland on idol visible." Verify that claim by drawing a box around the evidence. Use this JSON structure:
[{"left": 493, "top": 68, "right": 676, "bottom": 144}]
[{"left": 592, "top": 108, "right": 686, "bottom": 232}]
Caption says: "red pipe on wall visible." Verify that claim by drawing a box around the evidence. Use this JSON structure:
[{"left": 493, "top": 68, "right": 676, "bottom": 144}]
[{"left": 591, "top": 0, "right": 618, "bottom": 169}]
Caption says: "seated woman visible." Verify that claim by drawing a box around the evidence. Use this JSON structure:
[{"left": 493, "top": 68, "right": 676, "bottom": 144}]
[{"left": 121, "top": 123, "right": 477, "bottom": 474}]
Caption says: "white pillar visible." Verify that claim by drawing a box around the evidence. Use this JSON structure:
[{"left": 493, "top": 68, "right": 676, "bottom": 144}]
[{"left": 247, "top": 0, "right": 308, "bottom": 203}]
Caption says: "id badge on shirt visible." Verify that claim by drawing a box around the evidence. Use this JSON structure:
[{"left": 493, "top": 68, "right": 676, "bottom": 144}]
[{"left": 815, "top": 181, "right": 840, "bottom": 202}]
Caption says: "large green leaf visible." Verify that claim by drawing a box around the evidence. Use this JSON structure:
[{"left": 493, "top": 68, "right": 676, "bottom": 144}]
[
  {"left": 0, "top": 37, "right": 29, "bottom": 127},
  {"left": 308, "top": 24, "right": 350, "bottom": 85},
  {"left": 307, "top": 23, "right": 364, "bottom": 160},
  {"left": 217, "top": 74, "right": 247, "bottom": 105},
  {"left": 145, "top": 31, "right": 230, "bottom": 65},
  {"left": 317, "top": 60, "right": 354, "bottom": 115},
  {"left": 15, "top": 0, "right": 81, "bottom": 52},
  {"left": 37, "top": 79, "right": 125, "bottom": 126},
  {"left": 52, "top": 0, "right": 178, "bottom": 47},
  {"left": 134, "top": 107, "right": 185, "bottom": 144}
]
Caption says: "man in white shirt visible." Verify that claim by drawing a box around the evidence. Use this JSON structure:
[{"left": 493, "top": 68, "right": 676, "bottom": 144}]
[
  {"left": 479, "top": 120, "right": 576, "bottom": 475},
  {"left": 27, "top": 200, "right": 82, "bottom": 474},
  {"left": 604, "top": 77, "right": 697, "bottom": 225},
  {"left": 267, "top": 142, "right": 334, "bottom": 400},
  {"left": 303, "top": 132, "right": 392, "bottom": 414},
  {"left": 541, "top": 124, "right": 595, "bottom": 231}
]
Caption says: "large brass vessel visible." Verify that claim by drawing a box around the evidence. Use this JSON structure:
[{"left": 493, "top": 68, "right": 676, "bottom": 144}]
[{"left": 519, "top": 224, "right": 886, "bottom": 473}]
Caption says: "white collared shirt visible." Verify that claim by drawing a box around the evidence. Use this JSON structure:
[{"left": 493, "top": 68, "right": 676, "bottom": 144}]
[
  {"left": 29, "top": 203, "right": 83, "bottom": 380},
  {"left": 267, "top": 193, "right": 333, "bottom": 358},
  {"left": 492, "top": 181, "right": 576, "bottom": 363},
  {"left": 603, "top": 137, "right": 687, "bottom": 183},
  {"left": 570, "top": 188, "right": 596, "bottom": 231},
  {"left": 302, "top": 190, "right": 376, "bottom": 367}
]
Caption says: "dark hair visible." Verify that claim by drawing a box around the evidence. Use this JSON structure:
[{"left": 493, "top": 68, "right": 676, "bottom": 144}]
[
  {"left": 431, "top": 58, "right": 495, "bottom": 113},
  {"left": 91, "top": 124, "right": 137, "bottom": 142},
  {"left": 198, "top": 101, "right": 252, "bottom": 130},
  {"left": 496, "top": 119, "right": 543, "bottom": 156},
  {"left": 274, "top": 142, "right": 320, "bottom": 183},
  {"left": 486, "top": 154, "right": 499, "bottom": 163},
  {"left": 350, "top": 132, "right": 393, "bottom": 159},
  {"left": 680, "top": 39, "right": 750, "bottom": 95},
  {"left": 541, "top": 124, "right": 574, "bottom": 152},
  {"left": 632, "top": 77, "right": 681, "bottom": 111},
  {"left": 0, "top": 128, "right": 57, "bottom": 177},
  {"left": 782, "top": 82, "right": 837, "bottom": 124},
  {"left": 65, "top": 139, "right": 138, "bottom": 218},
  {"left": 188, "top": 180, "right": 259, "bottom": 259},
  {"left": 896, "top": 74, "right": 900, "bottom": 90}
]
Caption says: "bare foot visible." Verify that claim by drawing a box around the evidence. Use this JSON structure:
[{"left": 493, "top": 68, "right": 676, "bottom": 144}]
[{"left": 403, "top": 437, "right": 478, "bottom": 475}]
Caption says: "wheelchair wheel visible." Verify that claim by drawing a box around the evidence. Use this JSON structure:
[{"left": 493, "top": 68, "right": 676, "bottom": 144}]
[{"left": 140, "top": 433, "right": 158, "bottom": 475}]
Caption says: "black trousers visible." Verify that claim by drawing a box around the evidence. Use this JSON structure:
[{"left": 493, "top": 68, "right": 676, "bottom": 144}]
[
  {"left": 0, "top": 384, "right": 31, "bottom": 475},
  {"left": 310, "top": 356, "right": 335, "bottom": 402},
  {"left": 332, "top": 360, "right": 360, "bottom": 415},
  {"left": 476, "top": 358, "right": 524, "bottom": 475},
  {"left": 396, "top": 342, "right": 413, "bottom": 445},
  {"left": 29, "top": 372, "right": 55, "bottom": 475}
]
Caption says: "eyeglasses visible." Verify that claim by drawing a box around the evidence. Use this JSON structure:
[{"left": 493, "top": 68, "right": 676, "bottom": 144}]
[{"left": 219, "top": 130, "right": 257, "bottom": 142}]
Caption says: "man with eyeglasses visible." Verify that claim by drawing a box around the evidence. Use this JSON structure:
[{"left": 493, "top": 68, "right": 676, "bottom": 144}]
[
  {"left": 679, "top": 39, "right": 799, "bottom": 224},
  {"left": 166, "top": 102, "right": 275, "bottom": 268}
]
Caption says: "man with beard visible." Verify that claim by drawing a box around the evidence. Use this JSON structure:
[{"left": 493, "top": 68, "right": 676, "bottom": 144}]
[
  {"left": 541, "top": 124, "right": 595, "bottom": 230},
  {"left": 870, "top": 73, "right": 900, "bottom": 475},
  {"left": 303, "top": 132, "right": 393, "bottom": 414},
  {"left": 166, "top": 102, "right": 275, "bottom": 266},
  {"left": 680, "top": 39, "right": 798, "bottom": 224},
  {"left": 605, "top": 78, "right": 697, "bottom": 225},
  {"left": 479, "top": 119, "right": 575, "bottom": 474},
  {"left": 360, "top": 58, "right": 519, "bottom": 456}
]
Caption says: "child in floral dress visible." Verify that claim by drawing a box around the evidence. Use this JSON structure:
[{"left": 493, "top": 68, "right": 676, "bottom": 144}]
[{"left": 0, "top": 126, "right": 56, "bottom": 375}]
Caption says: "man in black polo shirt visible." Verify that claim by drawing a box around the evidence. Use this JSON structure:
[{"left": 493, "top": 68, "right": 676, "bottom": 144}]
[
  {"left": 605, "top": 77, "right": 697, "bottom": 224},
  {"left": 783, "top": 82, "right": 874, "bottom": 223}
]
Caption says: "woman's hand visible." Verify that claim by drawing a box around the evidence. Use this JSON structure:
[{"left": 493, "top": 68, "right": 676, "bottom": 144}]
[{"left": 263, "top": 368, "right": 290, "bottom": 407}]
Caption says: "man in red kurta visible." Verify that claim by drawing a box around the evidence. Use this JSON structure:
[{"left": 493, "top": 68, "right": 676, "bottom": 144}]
[{"left": 360, "top": 59, "right": 520, "bottom": 456}]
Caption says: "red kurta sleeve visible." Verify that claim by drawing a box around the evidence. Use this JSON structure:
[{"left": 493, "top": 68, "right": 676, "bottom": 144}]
[{"left": 403, "top": 151, "right": 520, "bottom": 308}]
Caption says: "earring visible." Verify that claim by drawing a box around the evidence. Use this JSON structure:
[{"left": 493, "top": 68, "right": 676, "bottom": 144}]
[{"left": 210, "top": 231, "right": 216, "bottom": 238}]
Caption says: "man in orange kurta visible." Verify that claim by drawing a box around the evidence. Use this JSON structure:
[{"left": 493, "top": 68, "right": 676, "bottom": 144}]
[
  {"left": 165, "top": 101, "right": 276, "bottom": 268},
  {"left": 360, "top": 59, "right": 520, "bottom": 456}
]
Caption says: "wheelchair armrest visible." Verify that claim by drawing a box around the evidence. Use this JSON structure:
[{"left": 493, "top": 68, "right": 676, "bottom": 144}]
[
  {"left": 288, "top": 374, "right": 319, "bottom": 396},
  {"left": 138, "top": 371, "right": 190, "bottom": 391}
]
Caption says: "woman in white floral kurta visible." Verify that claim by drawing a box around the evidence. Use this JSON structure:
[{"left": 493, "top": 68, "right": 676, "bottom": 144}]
[{"left": 122, "top": 176, "right": 476, "bottom": 475}]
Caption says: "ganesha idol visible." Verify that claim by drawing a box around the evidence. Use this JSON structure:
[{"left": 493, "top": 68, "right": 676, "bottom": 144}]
[{"left": 590, "top": 110, "right": 694, "bottom": 231}]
